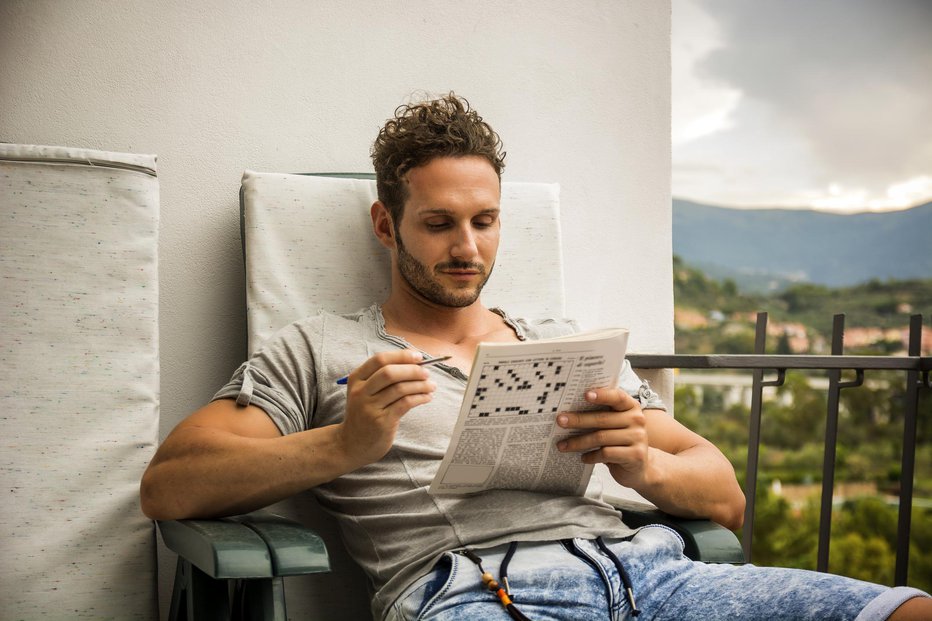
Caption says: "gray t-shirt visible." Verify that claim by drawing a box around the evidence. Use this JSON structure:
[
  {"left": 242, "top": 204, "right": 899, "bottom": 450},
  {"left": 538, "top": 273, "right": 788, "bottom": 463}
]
[{"left": 213, "top": 304, "right": 665, "bottom": 619}]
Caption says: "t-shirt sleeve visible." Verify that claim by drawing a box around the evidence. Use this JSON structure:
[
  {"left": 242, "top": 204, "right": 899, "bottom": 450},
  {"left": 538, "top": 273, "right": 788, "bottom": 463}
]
[
  {"left": 617, "top": 359, "right": 667, "bottom": 412},
  {"left": 211, "top": 322, "right": 316, "bottom": 436}
]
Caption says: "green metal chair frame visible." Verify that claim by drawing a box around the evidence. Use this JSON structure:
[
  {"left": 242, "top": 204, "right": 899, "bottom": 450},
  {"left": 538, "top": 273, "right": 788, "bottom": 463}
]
[
  {"left": 160, "top": 513, "right": 329, "bottom": 621},
  {"left": 159, "top": 503, "right": 741, "bottom": 620}
]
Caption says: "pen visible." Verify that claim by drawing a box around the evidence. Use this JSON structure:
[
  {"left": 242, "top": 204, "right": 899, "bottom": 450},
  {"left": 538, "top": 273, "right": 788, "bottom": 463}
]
[{"left": 336, "top": 355, "right": 452, "bottom": 385}]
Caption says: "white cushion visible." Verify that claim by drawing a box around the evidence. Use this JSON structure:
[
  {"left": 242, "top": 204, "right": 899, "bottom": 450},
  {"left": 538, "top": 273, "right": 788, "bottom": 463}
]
[
  {"left": 241, "top": 171, "right": 565, "bottom": 353},
  {"left": 0, "top": 144, "right": 159, "bottom": 619}
]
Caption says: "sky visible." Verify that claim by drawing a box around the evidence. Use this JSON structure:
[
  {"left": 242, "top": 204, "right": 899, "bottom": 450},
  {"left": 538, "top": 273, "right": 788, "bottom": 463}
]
[{"left": 673, "top": 0, "right": 932, "bottom": 212}]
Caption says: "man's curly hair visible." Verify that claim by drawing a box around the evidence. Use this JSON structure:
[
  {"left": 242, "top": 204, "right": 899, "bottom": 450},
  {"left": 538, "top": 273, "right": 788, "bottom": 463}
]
[{"left": 371, "top": 93, "right": 506, "bottom": 223}]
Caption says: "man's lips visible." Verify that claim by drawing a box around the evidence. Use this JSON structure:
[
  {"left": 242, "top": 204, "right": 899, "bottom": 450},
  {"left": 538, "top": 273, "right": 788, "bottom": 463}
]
[{"left": 440, "top": 268, "right": 483, "bottom": 281}]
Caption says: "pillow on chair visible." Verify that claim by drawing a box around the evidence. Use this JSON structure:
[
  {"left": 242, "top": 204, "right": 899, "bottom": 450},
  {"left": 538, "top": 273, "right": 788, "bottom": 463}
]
[
  {"left": 0, "top": 144, "right": 160, "bottom": 618},
  {"left": 241, "top": 171, "right": 565, "bottom": 352}
]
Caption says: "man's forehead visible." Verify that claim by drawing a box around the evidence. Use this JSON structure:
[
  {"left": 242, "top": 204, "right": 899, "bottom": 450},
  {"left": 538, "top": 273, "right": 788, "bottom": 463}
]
[{"left": 404, "top": 155, "right": 498, "bottom": 183}]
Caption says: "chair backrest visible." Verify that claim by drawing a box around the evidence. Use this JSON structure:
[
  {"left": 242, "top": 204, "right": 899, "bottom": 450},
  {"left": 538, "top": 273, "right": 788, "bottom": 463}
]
[
  {"left": 239, "top": 170, "right": 645, "bottom": 618},
  {"left": 0, "top": 144, "right": 160, "bottom": 619},
  {"left": 241, "top": 170, "right": 566, "bottom": 354}
]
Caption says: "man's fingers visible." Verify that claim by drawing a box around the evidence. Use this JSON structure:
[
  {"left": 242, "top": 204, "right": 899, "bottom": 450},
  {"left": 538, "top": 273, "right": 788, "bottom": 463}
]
[
  {"left": 361, "top": 363, "right": 433, "bottom": 397},
  {"left": 557, "top": 428, "right": 645, "bottom": 453},
  {"left": 373, "top": 379, "right": 436, "bottom": 410},
  {"left": 348, "top": 350, "right": 434, "bottom": 396},
  {"left": 555, "top": 388, "right": 641, "bottom": 429},
  {"left": 579, "top": 445, "right": 647, "bottom": 466},
  {"left": 351, "top": 349, "right": 424, "bottom": 384},
  {"left": 586, "top": 387, "right": 639, "bottom": 409},
  {"left": 383, "top": 391, "right": 434, "bottom": 418},
  {"left": 557, "top": 407, "right": 644, "bottom": 432},
  {"left": 557, "top": 409, "right": 618, "bottom": 430}
]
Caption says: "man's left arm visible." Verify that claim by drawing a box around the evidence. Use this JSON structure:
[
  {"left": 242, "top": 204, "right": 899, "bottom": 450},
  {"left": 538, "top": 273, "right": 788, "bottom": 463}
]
[{"left": 556, "top": 388, "right": 746, "bottom": 530}]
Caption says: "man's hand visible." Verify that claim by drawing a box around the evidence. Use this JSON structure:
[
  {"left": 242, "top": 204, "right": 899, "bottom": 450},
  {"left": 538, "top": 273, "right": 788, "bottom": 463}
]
[
  {"left": 556, "top": 387, "right": 746, "bottom": 529},
  {"left": 338, "top": 350, "right": 437, "bottom": 469},
  {"left": 555, "top": 388, "right": 652, "bottom": 488}
]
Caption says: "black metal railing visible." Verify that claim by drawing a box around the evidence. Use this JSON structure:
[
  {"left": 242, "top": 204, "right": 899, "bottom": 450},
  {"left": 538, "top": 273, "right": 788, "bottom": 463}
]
[{"left": 628, "top": 313, "right": 931, "bottom": 585}]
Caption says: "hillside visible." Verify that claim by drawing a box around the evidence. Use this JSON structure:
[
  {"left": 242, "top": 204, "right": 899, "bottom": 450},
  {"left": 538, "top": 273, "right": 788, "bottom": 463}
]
[
  {"left": 672, "top": 200, "right": 932, "bottom": 290},
  {"left": 673, "top": 255, "right": 932, "bottom": 355}
]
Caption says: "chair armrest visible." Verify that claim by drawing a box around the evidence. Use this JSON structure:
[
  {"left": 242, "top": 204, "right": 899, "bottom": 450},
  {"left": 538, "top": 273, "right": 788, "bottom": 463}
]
[
  {"left": 158, "top": 511, "right": 330, "bottom": 580},
  {"left": 158, "top": 518, "right": 274, "bottom": 579},
  {"left": 229, "top": 512, "right": 330, "bottom": 576},
  {"left": 606, "top": 498, "right": 745, "bottom": 564}
]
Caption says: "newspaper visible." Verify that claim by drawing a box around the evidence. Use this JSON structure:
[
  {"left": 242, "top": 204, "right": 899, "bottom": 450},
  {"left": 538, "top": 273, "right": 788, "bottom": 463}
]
[{"left": 428, "top": 327, "right": 629, "bottom": 495}]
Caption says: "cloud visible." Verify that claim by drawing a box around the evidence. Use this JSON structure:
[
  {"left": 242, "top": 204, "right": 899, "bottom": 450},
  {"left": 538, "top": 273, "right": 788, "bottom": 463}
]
[
  {"left": 692, "top": 0, "right": 932, "bottom": 193},
  {"left": 697, "top": 0, "right": 932, "bottom": 186},
  {"left": 671, "top": 0, "right": 742, "bottom": 146}
]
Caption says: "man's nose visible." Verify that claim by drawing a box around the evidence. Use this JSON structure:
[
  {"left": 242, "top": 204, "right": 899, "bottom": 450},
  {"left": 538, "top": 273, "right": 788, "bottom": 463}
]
[{"left": 450, "top": 226, "right": 478, "bottom": 258}]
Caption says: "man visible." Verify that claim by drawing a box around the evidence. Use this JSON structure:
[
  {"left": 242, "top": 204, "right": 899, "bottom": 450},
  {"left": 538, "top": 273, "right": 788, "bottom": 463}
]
[{"left": 141, "top": 94, "right": 930, "bottom": 620}]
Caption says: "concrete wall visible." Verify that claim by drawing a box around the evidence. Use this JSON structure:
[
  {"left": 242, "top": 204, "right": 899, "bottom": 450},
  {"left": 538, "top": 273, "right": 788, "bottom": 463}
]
[{"left": 1, "top": 0, "right": 672, "bottom": 615}]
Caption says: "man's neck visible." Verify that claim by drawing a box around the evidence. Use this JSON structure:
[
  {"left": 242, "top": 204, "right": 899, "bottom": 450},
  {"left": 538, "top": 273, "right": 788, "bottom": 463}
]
[
  {"left": 380, "top": 286, "right": 520, "bottom": 373},
  {"left": 380, "top": 290, "right": 497, "bottom": 345}
]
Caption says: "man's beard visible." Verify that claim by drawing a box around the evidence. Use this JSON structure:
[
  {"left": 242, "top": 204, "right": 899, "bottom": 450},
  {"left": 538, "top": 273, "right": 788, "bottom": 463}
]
[{"left": 396, "top": 236, "right": 493, "bottom": 308}]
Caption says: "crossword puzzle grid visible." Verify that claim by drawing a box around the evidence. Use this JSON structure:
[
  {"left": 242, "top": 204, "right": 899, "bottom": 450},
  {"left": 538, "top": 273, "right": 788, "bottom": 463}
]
[{"left": 468, "top": 359, "right": 574, "bottom": 417}]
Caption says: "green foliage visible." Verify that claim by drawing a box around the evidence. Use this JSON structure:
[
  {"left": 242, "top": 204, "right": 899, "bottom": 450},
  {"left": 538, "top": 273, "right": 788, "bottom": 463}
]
[
  {"left": 738, "top": 491, "right": 932, "bottom": 590},
  {"left": 776, "top": 279, "right": 932, "bottom": 335},
  {"left": 744, "top": 487, "right": 818, "bottom": 571},
  {"left": 760, "top": 373, "right": 826, "bottom": 450},
  {"left": 909, "top": 506, "right": 932, "bottom": 591},
  {"left": 672, "top": 257, "right": 932, "bottom": 591},
  {"left": 673, "top": 255, "right": 769, "bottom": 319},
  {"left": 829, "top": 532, "right": 895, "bottom": 585},
  {"left": 676, "top": 375, "right": 932, "bottom": 591}
]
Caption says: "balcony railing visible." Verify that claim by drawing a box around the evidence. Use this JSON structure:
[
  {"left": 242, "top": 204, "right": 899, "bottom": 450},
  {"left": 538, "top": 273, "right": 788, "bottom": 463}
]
[{"left": 628, "top": 313, "right": 931, "bottom": 585}]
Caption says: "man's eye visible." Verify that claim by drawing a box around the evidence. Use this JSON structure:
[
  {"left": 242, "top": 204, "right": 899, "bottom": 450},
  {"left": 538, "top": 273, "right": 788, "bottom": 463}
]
[
  {"left": 426, "top": 222, "right": 450, "bottom": 230},
  {"left": 474, "top": 218, "right": 495, "bottom": 228}
]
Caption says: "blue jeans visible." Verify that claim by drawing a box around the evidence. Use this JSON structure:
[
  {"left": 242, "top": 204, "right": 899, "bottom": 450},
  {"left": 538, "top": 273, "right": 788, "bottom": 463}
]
[{"left": 385, "top": 525, "right": 929, "bottom": 621}]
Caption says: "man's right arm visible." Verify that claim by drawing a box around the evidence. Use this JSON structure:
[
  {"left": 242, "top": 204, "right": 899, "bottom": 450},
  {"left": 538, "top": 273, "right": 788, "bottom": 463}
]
[
  {"left": 139, "top": 399, "right": 359, "bottom": 520},
  {"left": 140, "top": 349, "right": 435, "bottom": 521}
]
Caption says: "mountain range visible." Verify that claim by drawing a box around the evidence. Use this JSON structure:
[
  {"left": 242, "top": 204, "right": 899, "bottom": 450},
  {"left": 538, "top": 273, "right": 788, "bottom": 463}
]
[{"left": 672, "top": 199, "right": 932, "bottom": 291}]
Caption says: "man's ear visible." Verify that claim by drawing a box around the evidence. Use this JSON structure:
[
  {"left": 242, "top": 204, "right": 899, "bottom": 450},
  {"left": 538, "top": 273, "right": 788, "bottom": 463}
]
[{"left": 371, "top": 201, "right": 396, "bottom": 250}]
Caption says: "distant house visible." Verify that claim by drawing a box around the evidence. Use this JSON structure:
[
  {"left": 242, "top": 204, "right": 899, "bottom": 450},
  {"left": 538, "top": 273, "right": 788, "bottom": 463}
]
[
  {"left": 675, "top": 307, "right": 710, "bottom": 330},
  {"left": 845, "top": 327, "right": 894, "bottom": 348},
  {"left": 900, "top": 325, "right": 932, "bottom": 355},
  {"left": 767, "top": 321, "right": 810, "bottom": 353}
]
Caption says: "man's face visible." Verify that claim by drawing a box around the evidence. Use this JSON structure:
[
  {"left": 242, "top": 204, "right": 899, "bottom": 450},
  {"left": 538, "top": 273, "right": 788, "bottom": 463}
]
[{"left": 392, "top": 156, "right": 501, "bottom": 308}]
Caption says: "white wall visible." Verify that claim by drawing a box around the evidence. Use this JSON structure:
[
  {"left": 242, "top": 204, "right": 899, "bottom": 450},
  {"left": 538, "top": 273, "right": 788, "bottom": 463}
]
[{"left": 1, "top": 0, "right": 671, "bottom": 615}]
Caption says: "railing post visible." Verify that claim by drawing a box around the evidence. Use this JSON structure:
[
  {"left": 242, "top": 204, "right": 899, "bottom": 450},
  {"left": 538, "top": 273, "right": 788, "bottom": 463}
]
[
  {"left": 817, "top": 315, "right": 845, "bottom": 573},
  {"left": 894, "top": 314, "right": 923, "bottom": 585},
  {"left": 817, "top": 314, "right": 864, "bottom": 573},
  {"left": 743, "top": 312, "right": 768, "bottom": 563}
]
